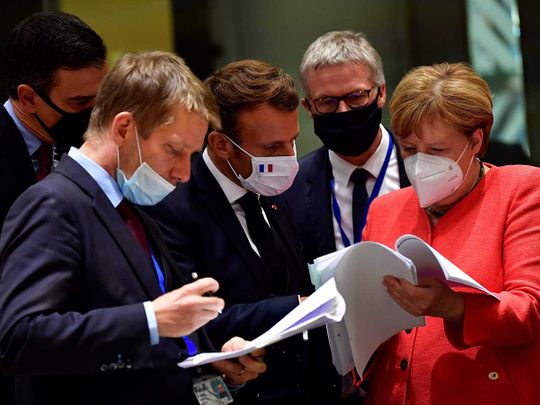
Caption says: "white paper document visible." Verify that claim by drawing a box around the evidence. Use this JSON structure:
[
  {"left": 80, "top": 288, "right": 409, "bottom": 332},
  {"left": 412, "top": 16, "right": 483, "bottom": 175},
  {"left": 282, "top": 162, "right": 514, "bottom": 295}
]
[
  {"left": 395, "top": 234, "right": 500, "bottom": 300},
  {"left": 178, "top": 278, "right": 346, "bottom": 368},
  {"left": 310, "top": 234, "right": 499, "bottom": 376}
]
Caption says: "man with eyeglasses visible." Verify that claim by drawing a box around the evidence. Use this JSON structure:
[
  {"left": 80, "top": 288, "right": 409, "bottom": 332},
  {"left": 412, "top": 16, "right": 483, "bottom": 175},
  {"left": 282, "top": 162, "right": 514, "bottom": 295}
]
[{"left": 285, "top": 30, "right": 410, "bottom": 402}]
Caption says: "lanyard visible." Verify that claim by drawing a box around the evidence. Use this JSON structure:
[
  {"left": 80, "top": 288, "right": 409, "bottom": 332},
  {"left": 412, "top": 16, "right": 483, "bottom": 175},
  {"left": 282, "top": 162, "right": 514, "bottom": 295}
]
[
  {"left": 330, "top": 135, "right": 393, "bottom": 247},
  {"left": 151, "top": 247, "right": 198, "bottom": 356}
]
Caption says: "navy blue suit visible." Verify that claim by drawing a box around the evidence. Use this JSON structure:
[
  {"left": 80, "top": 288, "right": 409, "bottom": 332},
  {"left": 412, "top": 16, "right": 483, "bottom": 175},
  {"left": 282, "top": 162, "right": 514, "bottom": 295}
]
[
  {"left": 146, "top": 155, "right": 316, "bottom": 404},
  {"left": 0, "top": 156, "right": 233, "bottom": 405},
  {"left": 0, "top": 105, "right": 37, "bottom": 231}
]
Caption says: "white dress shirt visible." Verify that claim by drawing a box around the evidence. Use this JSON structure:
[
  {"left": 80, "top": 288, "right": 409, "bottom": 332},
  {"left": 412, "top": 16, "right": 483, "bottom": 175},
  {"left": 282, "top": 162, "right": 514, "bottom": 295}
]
[
  {"left": 202, "top": 148, "right": 268, "bottom": 256},
  {"left": 329, "top": 125, "right": 401, "bottom": 250}
]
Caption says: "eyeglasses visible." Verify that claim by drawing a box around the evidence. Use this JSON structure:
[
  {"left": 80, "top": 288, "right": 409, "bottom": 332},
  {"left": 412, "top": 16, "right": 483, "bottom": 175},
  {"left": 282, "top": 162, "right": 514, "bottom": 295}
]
[{"left": 309, "top": 87, "right": 376, "bottom": 114}]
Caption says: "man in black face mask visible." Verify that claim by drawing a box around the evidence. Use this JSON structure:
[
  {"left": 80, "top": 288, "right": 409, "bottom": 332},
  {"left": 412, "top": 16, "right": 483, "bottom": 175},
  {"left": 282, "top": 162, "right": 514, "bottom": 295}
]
[
  {"left": 285, "top": 30, "right": 410, "bottom": 402},
  {"left": 0, "top": 11, "right": 107, "bottom": 227},
  {"left": 0, "top": 13, "right": 106, "bottom": 403}
]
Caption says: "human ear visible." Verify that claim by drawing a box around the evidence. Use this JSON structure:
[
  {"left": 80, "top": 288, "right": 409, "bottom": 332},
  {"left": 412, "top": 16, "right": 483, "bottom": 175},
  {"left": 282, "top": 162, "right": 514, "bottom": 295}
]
[
  {"left": 207, "top": 131, "right": 234, "bottom": 160},
  {"left": 301, "top": 98, "right": 313, "bottom": 119},
  {"left": 377, "top": 84, "right": 387, "bottom": 109},
  {"left": 470, "top": 128, "right": 484, "bottom": 155},
  {"left": 17, "top": 85, "right": 40, "bottom": 113},
  {"left": 111, "top": 112, "right": 135, "bottom": 147}
]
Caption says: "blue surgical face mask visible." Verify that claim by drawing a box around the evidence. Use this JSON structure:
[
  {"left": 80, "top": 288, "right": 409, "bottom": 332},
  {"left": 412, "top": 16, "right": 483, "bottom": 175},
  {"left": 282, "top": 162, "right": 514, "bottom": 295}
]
[{"left": 116, "top": 127, "right": 175, "bottom": 206}]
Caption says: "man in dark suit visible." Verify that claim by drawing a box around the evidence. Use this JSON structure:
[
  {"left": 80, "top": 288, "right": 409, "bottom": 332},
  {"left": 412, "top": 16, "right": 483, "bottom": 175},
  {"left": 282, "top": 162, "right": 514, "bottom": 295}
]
[
  {"left": 285, "top": 31, "right": 410, "bottom": 402},
  {"left": 0, "top": 11, "right": 108, "bottom": 228},
  {"left": 288, "top": 30, "right": 409, "bottom": 261},
  {"left": 0, "top": 12, "right": 107, "bottom": 404},
  {"left": 146, "top": 60, "right": 315, "bottom": 404},
  {"left": 0, "top": 51, "right": 265, "bottom": 405}
]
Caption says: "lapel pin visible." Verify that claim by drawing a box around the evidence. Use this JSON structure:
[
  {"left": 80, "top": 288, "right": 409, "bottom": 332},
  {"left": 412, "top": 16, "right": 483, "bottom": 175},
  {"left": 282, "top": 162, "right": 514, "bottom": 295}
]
[{"left": 271, "top": 204, "right": 278, "bottom": 210}]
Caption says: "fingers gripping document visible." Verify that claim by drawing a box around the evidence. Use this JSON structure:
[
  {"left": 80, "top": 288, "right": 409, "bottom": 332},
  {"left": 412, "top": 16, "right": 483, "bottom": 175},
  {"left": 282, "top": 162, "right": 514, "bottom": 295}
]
[
  {"left": 309, "top": 234, "right": 500, "bottom": 377},
  {"left": 178, "top": 278, "right": 345, "bottom": 368}
]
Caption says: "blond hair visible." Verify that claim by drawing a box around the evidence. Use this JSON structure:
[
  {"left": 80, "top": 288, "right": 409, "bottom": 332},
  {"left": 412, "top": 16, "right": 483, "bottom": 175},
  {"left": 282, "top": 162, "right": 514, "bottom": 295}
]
[
  {"left": 205, "top": 59, "right": 298, "bottom": 142},
  {"left": 389, "top": 62, "right": 493, "bottom": 155},
  {"left": 299, "top": 30, "right": 385, "bottom": 96},
  {"left": 88, "top": 51, "right": 220, "bottom": 139}
]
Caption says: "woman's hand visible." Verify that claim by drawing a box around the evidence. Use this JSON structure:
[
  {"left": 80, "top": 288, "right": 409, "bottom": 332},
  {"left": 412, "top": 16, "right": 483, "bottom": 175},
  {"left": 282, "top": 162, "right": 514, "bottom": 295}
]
[{"left": 383, "top": 276, "right": 465, "bottom": 323}]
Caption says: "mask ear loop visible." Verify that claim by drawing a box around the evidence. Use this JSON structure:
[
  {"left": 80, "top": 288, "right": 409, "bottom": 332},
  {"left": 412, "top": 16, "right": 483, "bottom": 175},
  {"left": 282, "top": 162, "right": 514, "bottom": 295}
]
[
  {"left": 224, "top": 134, "right": 253, "bottom": 181},
  {"left": 456, "top": 137, "right": 475, "bottom": 190},
  {"left": 134, "top": 125, "right": 143, "bottom": 165},
  {"left": 117, "top": 120, "right": 143, "bottom": 175},
  {"left": 225, "top": 135, "right": 254, "bottom": 158}
]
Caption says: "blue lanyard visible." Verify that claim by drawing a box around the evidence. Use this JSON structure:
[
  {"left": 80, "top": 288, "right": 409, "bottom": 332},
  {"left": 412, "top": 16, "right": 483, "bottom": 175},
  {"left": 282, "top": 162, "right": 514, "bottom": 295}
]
[
  {"left": 150, "top": 247, "right": 166, "bottom": 294},
  {"left": 150, "top": 247, "right": 197, "bottom": 356},
  {"left": 330, "top": 135, "right": 393, "bottom": 246}
]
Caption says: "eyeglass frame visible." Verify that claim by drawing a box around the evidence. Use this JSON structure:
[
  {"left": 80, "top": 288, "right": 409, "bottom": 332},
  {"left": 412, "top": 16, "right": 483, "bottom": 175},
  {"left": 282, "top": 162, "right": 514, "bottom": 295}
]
[{"left": 307, "top": 87, "right": 378, "bottom": 114}]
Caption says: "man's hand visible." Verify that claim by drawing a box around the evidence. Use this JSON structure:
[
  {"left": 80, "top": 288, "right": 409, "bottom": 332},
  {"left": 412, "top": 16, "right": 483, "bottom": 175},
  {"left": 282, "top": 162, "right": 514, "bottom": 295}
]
[
  {"left": 383, "top": 276, "right": 465, "bottom": 323},
  {"left": 152, "top": 278, "right": 224, "bottom": 337},
  {"left": 211, "top": 337, "right": 267, "bottom": 386}
]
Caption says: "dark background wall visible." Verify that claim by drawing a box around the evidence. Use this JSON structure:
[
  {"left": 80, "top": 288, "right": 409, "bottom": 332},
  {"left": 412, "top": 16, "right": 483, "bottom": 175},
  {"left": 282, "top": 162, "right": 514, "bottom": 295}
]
[{"left": 0, "top": 0, "right": 537, "bottom": 164}]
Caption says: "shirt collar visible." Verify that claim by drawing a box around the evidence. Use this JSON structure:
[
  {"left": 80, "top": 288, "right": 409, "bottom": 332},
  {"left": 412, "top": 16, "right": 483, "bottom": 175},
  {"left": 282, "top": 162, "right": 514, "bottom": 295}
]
[
  {"left": 328, "top": 124, "right": 390, "bottom": 186},
  {"left": 4, "top": 99, "right": 41, "bottom": 157},
  {"left": 68, "top": 147, "right": 124, "bottom": 207},
  {"left": 202, "top": 148, "right": 247, "bottom": 204}
]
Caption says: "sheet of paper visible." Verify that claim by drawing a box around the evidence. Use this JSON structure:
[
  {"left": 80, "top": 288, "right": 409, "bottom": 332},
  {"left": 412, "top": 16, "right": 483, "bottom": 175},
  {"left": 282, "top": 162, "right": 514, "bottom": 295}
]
[
  {"left": 178, "top": 278, "right": 346, "bottom": 368},
  {"left": 396, "top": 234, "right": 500, "bottom": 300},
  {"left": 334, "top": 242, "right": 425, "bottom": 375}
]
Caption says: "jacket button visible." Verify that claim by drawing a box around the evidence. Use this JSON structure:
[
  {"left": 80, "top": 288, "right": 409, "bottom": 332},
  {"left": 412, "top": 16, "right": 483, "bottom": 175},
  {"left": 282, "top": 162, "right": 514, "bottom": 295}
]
[
  {"left": 100, "top": 364, "right": 108, "bottom": 372},
  {"left": 405, "top": 329, "right": 412, "bottom": 334},
  {"left": 488, "top": 372, "right": 499, "bottom": 380},
  {"left": 400, "top": 359, "right": 408, "bottom": 371},
  {"left": 109, "top": 363, "right": 118, "bottom": 371}
]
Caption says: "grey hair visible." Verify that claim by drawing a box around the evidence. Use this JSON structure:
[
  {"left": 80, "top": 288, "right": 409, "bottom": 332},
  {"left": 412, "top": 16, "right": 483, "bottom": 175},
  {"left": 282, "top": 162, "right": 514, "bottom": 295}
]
[{"left": 299, "top": 30, "right": 385, "bottom": 96}]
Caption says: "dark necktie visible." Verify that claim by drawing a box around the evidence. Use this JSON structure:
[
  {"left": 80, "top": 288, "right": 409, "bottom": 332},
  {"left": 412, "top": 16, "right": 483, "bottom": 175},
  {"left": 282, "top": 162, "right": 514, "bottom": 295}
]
[
  {"left": 36, "top": 143, "right": 53, "bottom": 181},
  {"left": 351, "top": 168, "right": 370, "bottom": 241},
  {"left": 117, "top": 199, "right": 151, "bottom": 258},
  {"left": 237, "top": 192, "right": 287, "bottom": 292}
]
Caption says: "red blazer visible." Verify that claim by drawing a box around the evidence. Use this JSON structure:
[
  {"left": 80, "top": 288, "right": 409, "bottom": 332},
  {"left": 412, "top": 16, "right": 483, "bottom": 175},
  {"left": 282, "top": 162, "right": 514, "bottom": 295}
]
[{"left": 362, "top": 164, "right": 540, "bottom": 405}]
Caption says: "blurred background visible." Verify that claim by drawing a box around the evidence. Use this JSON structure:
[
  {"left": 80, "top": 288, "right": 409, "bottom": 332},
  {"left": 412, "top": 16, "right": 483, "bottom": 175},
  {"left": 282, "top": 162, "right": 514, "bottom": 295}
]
[{"left": 1, "top": 0, "right": 538, "bottom": 165}]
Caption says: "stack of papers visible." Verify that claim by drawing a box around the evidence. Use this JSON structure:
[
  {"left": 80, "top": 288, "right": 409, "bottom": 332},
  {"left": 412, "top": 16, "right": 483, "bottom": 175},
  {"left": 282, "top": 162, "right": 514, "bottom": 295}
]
[
  {"left": 309, "top": 234, "right": 499, "bottom": 376},
  {"left": 178, "top": 278, "right": 345, "bottom": 368}
]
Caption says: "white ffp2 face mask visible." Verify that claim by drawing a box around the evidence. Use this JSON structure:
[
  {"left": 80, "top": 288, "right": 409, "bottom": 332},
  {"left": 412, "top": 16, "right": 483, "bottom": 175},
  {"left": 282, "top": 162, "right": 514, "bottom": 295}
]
[
  {"left": 116, "top": 128, "right": 175, "bottom": 206},
  {"left": 404, "top": 139, "right": 473, "bottom": 208},
  {"left": 226, "top": 136, "right": 299, "bottom": 196}
]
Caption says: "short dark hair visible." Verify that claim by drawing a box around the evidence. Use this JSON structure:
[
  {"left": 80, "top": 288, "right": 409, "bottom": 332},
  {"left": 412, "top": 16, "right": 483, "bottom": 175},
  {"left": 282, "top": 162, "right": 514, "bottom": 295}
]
[
  {"left": 204, "top": 59, "right": 298, "bottom": 142},
  {"left": 7, "top": 11, "right": 107, "bottom": 99}
]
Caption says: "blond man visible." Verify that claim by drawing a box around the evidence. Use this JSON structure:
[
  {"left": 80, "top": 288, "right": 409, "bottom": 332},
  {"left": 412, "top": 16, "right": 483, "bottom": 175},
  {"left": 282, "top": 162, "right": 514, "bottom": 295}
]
[{"left": 0, "top": 51, "right": 264, "bottom": 405}]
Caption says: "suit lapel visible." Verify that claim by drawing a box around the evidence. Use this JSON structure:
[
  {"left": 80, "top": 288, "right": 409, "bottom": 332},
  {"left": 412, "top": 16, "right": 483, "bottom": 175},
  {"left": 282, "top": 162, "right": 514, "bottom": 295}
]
[
  {"left": 261, "top": 195, "right": 311, "bottom": 294},
  {"left": 136, "top": 207, "right": 191, "bottom": 291},
  {"left": 0, "top": 106, "right": 38, "bottom": 223},
  {"left": 191, "top": 157, "right": 268, "bottom": 293},
  {"left": 55, "top": 156, "right": 162, "bottom": 300},
  {"left": 304, "top": 147, "right": 336, "bottom": 257}
]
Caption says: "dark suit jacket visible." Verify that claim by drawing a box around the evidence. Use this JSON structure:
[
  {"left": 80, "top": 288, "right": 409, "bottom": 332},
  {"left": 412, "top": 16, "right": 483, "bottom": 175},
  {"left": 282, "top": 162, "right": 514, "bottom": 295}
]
[
  {"left": 0, "top": 156, "right": 213, "bottom": 405},
  {"left": 0, "top": 105, "right": 37, "bottom": 230},
  {"left": 146, "top": 155, "right": 315, "bottom": 404},
  {"left": 286, "top": 134, "right": 410, "bottom": 263}
]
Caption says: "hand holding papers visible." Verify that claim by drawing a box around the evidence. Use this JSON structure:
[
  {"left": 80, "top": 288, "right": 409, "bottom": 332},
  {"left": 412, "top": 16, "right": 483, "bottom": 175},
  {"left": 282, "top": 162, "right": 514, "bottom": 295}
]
[
  {"left": 395, "top": 235, "right": 499, "bottom": 300},
  {"left": 178, "top": 278, "right": 345, "bottom": 368},
  {"left": 309, "top": 234, "right": 499, "bottom": 376}
]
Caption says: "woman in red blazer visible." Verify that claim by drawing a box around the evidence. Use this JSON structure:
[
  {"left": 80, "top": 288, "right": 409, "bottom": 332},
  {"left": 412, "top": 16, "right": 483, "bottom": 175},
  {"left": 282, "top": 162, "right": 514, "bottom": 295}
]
[{"left": 362, "top": 62, "right": 540, "bottom": 405}]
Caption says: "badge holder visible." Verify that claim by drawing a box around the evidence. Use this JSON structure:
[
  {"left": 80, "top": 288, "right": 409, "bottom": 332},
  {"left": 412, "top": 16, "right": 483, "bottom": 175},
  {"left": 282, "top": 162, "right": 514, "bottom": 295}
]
[{"left": 193, "top": 374, "right": 234, "bottom": 404}]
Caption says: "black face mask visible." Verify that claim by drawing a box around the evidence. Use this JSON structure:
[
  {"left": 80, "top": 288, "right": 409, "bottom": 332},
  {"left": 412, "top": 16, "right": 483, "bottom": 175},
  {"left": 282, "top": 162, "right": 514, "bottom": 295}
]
[
  {"left": 313, "top": 94, "right": 382, "bottom": 156},
  {"left": 34, "top": 91, "right": 91, "bottom": 149}
]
